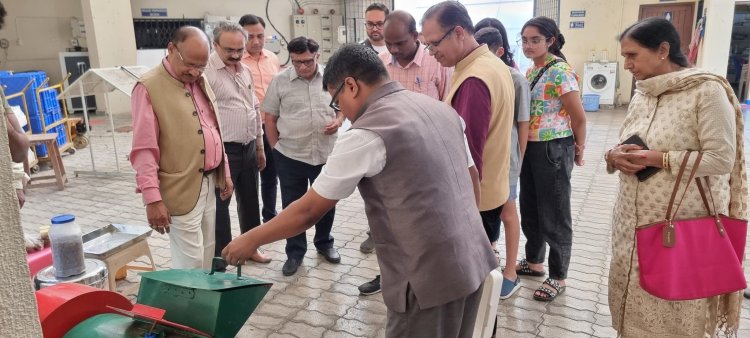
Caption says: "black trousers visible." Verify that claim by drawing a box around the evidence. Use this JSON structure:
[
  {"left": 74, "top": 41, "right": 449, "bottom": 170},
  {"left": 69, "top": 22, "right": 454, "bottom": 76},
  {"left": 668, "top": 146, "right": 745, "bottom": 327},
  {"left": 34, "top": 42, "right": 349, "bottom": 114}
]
[
  {"left": 260, "top": 126, "right": 278, "bottom": 222},
  {"left": 519, "top": 136, "right": 575, "bottom": 280},
  {"left": 480, "top": 205, "right": 504, "bottom": 243},
  {"left": 273, "top": 149, "right": 335, "bottom": 260},
  {"left": 214, "top": 140, "right": 261, "bottom": 258}
]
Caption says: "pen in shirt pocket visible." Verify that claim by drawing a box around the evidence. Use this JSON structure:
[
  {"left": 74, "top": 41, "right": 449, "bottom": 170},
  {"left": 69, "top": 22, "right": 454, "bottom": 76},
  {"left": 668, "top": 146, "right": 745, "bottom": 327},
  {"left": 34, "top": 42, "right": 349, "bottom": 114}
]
[{"left": 415, "top": 76, "right": 422, "bottom": 88}]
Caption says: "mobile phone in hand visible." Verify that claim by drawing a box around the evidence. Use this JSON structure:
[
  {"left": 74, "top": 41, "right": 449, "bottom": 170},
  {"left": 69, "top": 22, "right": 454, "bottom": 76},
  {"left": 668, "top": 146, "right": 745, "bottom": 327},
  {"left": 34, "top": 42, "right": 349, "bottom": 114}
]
[{"left": 622, "top": 134, "right": 660, "bottom": 182}]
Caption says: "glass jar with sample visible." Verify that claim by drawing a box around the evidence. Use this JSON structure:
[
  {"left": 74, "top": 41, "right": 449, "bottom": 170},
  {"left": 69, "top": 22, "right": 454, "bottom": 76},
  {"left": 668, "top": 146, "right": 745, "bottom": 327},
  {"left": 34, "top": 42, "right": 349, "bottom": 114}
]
[{"left": 49, "top": 214, "right": 86, "bottom": 278}]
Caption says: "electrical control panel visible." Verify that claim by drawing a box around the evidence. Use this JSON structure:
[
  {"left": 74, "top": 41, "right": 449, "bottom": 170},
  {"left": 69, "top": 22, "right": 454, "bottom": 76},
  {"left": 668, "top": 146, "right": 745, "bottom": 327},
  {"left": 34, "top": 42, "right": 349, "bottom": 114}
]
[
  {"left": 265, "top": 36, "right": 282, "bottom": 54},
  {"left": 292, "top": 15, "right": 343, "bottom": 63}
]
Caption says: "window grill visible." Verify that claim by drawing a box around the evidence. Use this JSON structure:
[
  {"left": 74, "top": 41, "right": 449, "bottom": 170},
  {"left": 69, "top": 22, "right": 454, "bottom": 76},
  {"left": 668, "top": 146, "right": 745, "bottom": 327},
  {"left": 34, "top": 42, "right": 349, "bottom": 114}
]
[
  {"left": 533, "top": 0, "right": 560, "bottom": 24},
  {"left": 133, "top": 19, "right": 204, "bottom": 49}
]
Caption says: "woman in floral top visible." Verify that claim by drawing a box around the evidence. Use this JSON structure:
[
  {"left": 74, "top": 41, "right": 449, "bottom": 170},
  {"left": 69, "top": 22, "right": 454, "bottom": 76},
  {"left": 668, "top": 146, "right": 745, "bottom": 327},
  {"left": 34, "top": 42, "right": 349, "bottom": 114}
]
[{"left": 516, "top": 16, "right": 587, "bottom": 302}]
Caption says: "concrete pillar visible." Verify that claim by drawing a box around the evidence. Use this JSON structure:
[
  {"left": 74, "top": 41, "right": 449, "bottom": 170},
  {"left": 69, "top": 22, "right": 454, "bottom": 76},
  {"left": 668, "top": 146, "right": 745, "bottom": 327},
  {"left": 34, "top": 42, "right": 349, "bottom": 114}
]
[
  {"left": 695, "top": 0, "right": 735, "bottom": 75},
  {"left": 80, "top": 0, "right": 137, "bottom": 114},
  {"left": 0, "top": 117, "right": 42, "bottom": 336}
]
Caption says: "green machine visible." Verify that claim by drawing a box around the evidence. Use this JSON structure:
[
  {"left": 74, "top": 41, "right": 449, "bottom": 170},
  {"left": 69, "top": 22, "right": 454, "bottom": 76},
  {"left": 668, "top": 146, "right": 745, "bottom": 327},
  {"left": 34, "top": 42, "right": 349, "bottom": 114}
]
[
  {"left": 62, "top": 258, "right": 271, "bottom": 338},
  {"left": 64, "top": 313, "right": 211, "bottom": 338}
]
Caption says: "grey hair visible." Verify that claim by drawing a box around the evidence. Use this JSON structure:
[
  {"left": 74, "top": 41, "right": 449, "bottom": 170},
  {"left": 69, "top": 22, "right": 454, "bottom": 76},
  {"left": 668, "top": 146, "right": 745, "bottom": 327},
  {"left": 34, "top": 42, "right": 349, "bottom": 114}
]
[{"left": 212, "top": 21, "right": 248, "bottom": 43}]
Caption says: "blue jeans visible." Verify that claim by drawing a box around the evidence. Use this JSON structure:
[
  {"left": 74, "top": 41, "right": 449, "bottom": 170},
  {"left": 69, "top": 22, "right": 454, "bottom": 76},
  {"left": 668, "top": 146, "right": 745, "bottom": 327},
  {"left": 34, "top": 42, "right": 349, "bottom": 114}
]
[
  {"left": 519, "top": 136, "right": 574, "bottom": 280},
  {"left": 273, "top": 149, "right": 335, "bottom": 260}
]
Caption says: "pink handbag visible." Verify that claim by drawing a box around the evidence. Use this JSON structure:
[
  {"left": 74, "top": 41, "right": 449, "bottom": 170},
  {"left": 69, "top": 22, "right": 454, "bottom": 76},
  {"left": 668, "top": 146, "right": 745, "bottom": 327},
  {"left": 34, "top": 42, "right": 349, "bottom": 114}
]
[{"left": 635, "top": 153, "right": 747, "bottom": 301}]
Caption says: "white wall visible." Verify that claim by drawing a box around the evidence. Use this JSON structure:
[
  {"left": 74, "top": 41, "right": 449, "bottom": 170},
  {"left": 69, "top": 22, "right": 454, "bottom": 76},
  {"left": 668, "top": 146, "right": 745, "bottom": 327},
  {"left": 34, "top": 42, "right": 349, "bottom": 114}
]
[
  {"left": 82, "top": 0, "right": 137, "bottom": 114},
  {"left": 560, "top": 0, "right": 743, "bottom": 104},
  {"left": 0, "top": 121, "right": 43, "bottom": 336},
  {"left": 695, "top": 0, "right": 738, "bottom": 76},
  {"left": 0, "top": 0, "right": 85, "bottom": 84},
  {"left": 129, "top": 0, "right": 344, "bottom": 65},
  {"left": 559, "top": 0, "right": 683, "bottom": 104}
]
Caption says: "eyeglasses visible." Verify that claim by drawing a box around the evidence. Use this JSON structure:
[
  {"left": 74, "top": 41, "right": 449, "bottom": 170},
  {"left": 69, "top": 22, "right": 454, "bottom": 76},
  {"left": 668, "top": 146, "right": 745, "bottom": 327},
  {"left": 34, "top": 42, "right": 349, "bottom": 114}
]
[
  {"left": 291, "top": 58, "right": 316, "bottom": 68},
  {"left": 328, "top": 81, "right": 345, "bottom": 112},
  {"left": 365, "top": 22, "right": 385, "bottom": 30},
  {"left": 424, "top": 26, "right": 456, "bottom": 52},
  {"left": 516, "top": 37, "right": 548, "bottom": 46},
  {"left": 175, "top": 49, "right": 207, "bottom": 71}
]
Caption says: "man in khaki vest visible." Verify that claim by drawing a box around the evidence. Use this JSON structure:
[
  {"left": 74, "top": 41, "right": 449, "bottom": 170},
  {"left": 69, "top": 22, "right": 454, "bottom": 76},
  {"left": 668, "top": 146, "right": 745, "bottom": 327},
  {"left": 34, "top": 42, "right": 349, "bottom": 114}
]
[
  {"left": 422, "top": 0, "right": 517, "bottom": 293},
  {"left": 223, "top": 44, "right": 496, "bottom": 338},
  {"left": 130, "top": 26, "right": 233, "bottom": 269}
]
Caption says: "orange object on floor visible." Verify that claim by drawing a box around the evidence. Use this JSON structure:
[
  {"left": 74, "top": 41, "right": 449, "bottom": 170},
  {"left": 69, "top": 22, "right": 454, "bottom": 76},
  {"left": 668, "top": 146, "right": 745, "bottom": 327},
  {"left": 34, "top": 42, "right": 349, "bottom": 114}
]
[{"left": 115, "top": 266, "right": 127, "bottom": 280}]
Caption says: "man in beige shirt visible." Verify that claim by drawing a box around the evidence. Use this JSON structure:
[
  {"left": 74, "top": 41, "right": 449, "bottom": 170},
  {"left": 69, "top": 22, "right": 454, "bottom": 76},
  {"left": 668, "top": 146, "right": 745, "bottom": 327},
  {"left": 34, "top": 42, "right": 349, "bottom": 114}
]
[
  {"left": 263, "top": 37, "right": 344, "bottom": 276},
  {"left": 204, "top": 22, "right": 270, "bottom": 269}
]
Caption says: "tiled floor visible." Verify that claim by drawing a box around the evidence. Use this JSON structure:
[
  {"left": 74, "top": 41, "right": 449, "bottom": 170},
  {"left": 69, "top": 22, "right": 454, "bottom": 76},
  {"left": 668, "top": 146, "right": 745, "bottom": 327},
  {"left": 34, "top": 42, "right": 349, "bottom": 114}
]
[{"left": 19, "top": 107, "right": 750, "bottom": 337}]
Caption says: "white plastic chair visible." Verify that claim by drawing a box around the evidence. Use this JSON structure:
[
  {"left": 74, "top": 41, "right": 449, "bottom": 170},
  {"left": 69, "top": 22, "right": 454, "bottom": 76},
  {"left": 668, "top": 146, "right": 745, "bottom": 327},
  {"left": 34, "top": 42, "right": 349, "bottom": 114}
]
[{"left": 472, "top": 269, "right": 502, "bottom": 338}]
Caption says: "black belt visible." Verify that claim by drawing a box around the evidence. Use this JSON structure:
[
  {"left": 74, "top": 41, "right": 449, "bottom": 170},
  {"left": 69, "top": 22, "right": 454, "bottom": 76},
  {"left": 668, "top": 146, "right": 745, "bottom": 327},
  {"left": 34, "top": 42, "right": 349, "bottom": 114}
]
[
  {"left": 224, "top": 140, "right": 256, "bottom": 150},
  {"left": 202, "top": 167, "right": 217, "bottom": 176}
]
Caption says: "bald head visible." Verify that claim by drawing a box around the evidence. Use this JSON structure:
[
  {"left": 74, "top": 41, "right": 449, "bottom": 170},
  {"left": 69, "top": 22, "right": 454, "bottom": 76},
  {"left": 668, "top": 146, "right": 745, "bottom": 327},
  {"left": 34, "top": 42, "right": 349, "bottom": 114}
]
[
  {"left": 171, "top": 26, "right": 209, "bottom": 46},
  {"left": 383, "top": 10, "right": 419, "bottom": 66},
  {"left": 384, "top": 10, "right": 417, "bottom": 34},
  {"left": 167, "top": 26, "right": 210, "bottom": 84}
]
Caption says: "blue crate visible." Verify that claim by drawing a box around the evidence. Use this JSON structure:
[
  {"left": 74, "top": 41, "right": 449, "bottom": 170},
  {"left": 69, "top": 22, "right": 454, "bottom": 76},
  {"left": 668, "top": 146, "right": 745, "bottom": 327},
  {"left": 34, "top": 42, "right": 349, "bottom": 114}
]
[
  {"left": 40, "top": 90, "right": 60, "bottom": 113},
  {"left": 54, "top": 124, "right": 67, "bottom": 148},
  {"left": 44, "top": 107, "right": 62, "bottom": 124},
  {"left": 27, "top": 115, "right": 43, "bottom": 134},
  {"left": 29, "top": 117, "right": 47, "bottom": 157},
  {"left": 0, "top": 71, "right": 48, "bottom": 121},
  {"left": 34, "top": 143, "right": 48, "bottom": 157},
  {"left": 51, "top": 109, "right": 62, "bottom": 122},
  {"left": 27, "top": 115, "right": 48, "bottom": 157}
]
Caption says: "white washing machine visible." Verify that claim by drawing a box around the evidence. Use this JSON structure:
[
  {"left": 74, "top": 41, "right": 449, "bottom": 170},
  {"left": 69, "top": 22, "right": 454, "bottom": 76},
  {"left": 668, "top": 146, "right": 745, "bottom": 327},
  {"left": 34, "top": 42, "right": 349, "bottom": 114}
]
[{"left": 583, "top": 62, "right": 618, "bottom": 105}]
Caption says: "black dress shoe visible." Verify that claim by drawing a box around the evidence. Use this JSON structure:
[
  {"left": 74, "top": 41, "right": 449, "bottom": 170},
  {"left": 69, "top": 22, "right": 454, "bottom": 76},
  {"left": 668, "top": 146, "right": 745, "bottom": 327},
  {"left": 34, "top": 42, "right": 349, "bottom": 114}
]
[
  {"left": 282, "top": 258, "right": 302, "bottom": 276},
  {"left": 317, "top": 247, "right": 341, "bottom": 264}
]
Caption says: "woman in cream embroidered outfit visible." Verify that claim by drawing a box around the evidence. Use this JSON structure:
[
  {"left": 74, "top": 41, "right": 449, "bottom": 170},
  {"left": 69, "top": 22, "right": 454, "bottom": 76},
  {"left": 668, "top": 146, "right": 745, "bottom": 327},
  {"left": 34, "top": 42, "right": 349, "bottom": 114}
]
[{"left": 605, "top": 18, "right": 747, "bottom": 337}]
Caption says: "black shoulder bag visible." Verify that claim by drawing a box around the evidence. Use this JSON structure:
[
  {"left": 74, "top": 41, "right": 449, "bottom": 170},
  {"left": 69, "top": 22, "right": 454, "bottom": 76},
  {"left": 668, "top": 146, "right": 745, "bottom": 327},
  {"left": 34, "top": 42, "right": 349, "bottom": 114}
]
[{"left": 529, "top": 59, "right": 562, "bottom": 91}]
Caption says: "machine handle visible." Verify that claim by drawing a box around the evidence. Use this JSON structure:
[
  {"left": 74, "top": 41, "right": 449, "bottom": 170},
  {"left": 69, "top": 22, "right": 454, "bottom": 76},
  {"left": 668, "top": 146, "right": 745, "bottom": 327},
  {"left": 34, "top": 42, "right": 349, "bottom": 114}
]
[{"left": 208, "top": 257, "right": 243, "bottom": 280}]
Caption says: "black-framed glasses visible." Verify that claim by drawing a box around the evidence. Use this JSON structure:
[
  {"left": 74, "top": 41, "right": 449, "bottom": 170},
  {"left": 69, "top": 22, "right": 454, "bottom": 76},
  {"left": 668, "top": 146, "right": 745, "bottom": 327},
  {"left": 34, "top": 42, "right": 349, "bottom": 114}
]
[
  {"left": 425, "top": 26, "right": 456, "bottom": 52},
  {"left": 175, "top": 49, "right": 207, "bottom": 71},
  {"left": 329, "top": 81, "right": 345, "bottom": 112},
  {"left": 291, "top": 58, "right": 316, "bottom": 68},
  {"left": 365, "top": 22, "right": 385, "bottom": 30}
]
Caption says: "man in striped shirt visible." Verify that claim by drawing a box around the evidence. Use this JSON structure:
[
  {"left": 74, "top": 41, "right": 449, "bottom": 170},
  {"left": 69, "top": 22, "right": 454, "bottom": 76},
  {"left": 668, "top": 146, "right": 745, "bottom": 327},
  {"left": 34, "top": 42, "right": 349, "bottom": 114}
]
[{"left": 204, "top": 22, "right": 270, "bottom": 268}]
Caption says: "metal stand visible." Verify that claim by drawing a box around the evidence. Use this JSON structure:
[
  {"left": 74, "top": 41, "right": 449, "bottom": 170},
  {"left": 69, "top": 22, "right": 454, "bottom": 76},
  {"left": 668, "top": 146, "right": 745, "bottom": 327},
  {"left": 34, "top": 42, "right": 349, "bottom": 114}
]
[{"left": 57, "top": 66, "right": 148, "bottom": 177}]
